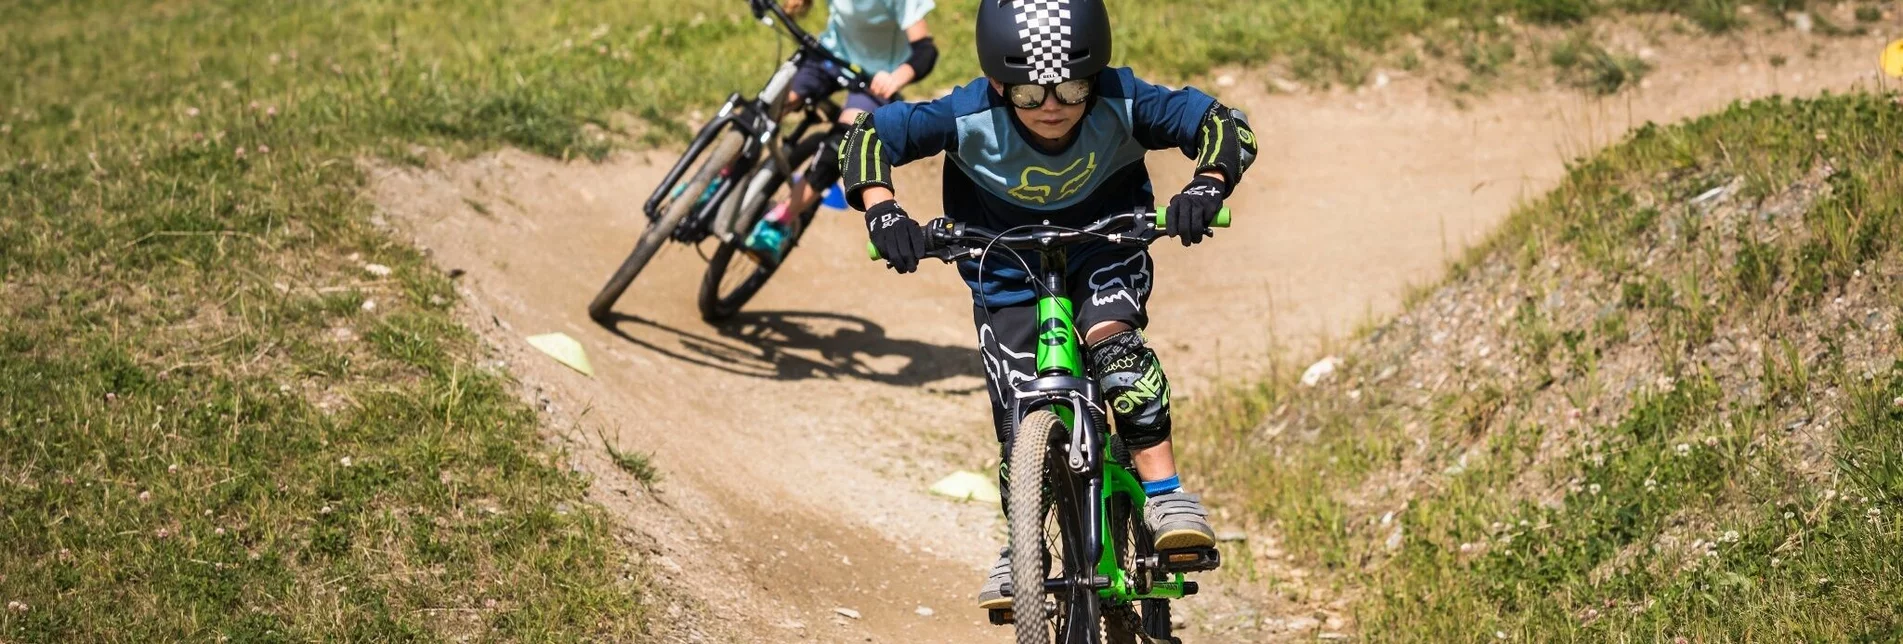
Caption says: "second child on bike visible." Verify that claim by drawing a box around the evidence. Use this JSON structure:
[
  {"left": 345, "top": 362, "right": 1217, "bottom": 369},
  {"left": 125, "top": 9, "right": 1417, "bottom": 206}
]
[
  {"left": 838, "top": 0, "right": 1258, "bottom": 610},
  {"left": 739, "top": 0, "right": 940, "bottom": 265}
]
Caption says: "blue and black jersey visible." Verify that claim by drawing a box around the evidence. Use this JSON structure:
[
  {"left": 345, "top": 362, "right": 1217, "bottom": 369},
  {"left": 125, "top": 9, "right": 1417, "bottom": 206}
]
[{"left": 849, "top": 67, "right": 1248, "bottom": 306}]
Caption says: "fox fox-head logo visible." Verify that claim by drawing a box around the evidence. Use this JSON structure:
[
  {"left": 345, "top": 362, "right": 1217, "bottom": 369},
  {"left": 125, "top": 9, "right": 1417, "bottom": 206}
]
[{"left": 1007, "top": 152, "right": 1098, "bottom": 204}]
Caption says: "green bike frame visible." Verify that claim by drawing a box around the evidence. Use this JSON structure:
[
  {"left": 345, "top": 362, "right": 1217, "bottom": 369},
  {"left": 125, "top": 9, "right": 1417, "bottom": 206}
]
[
  {"left": 1028, "top": 251, "right": 1192, "bottom": 606},
  {"left": 863, "top": 205, "right": 1233, "bottom": 610}
]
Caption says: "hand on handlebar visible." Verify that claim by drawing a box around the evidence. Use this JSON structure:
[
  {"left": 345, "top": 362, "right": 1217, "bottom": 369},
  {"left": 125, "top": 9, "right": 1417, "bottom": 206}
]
[
  {"left": 866, "top": 200, "right": 927, "bottom": 273},
  {"left": 869, "top": 69, "right": 910, "bottom": 100},
  {"left": 1165, "top": 174, "right": 1227, "bottom": 247},
  {"left": 782, "top": 0, "right": 810, "bottom": 18}
]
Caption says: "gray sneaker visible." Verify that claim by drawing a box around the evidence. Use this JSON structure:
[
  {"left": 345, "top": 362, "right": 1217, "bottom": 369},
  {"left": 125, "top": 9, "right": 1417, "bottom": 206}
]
[
  {"left": 976, "top": 549, "right": 1013, "bottom": 610},
  {"left": 1146, "top": 491, "right": 1217, "bottom": 551}
]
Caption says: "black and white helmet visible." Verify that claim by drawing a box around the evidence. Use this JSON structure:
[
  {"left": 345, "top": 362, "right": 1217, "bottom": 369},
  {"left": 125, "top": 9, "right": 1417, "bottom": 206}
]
[{"left": 975, "top": 0, "right": 1113, "bottom": 85}]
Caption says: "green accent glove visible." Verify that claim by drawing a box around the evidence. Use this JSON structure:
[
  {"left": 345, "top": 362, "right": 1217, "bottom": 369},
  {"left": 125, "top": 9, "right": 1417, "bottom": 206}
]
[{"left": 1165, "top": 175, "right": 1228, "bottom": 246}]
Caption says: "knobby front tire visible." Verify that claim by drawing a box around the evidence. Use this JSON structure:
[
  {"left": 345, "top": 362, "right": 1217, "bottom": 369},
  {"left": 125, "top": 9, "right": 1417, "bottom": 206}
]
[
  {"left": 1009, "top": 410, "right": 1101, "bottom": 644},
  {"left": 587, "top": 129, "right": 744, "bottom": 323}
]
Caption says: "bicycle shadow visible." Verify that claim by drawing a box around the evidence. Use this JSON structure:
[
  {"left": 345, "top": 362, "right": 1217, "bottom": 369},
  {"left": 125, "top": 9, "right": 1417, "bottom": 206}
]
[{"left": 598, "top": 310, "right": 985, "bottom": 392}]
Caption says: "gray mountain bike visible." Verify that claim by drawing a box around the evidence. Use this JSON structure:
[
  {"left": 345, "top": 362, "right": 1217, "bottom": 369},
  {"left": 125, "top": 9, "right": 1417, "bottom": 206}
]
[{"left": 587, "top": 0, "right": 867, "bottom": 324}]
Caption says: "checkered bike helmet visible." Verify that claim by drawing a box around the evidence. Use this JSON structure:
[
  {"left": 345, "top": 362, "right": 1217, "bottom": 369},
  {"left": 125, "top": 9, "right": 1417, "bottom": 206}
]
[{"left": 975, "top": 0, "right": 1113, "bottom": 86}]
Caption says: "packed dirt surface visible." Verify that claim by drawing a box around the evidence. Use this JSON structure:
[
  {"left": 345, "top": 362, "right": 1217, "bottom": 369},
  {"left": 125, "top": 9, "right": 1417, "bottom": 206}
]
[{"left": 369, "top": 25, "right": 1887, "bottom": 642}]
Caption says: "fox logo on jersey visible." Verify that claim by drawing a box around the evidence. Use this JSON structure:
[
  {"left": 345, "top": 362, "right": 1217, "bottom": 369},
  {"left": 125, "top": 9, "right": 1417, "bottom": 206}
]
[{"left": 1006, "top": 152, "right": 1098, "bottom": 204}]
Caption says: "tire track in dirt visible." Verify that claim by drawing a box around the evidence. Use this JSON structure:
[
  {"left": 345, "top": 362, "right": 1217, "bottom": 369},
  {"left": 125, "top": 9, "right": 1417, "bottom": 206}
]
[{"left": 369, "top": 25, "right": 1886, "bottom": 642}]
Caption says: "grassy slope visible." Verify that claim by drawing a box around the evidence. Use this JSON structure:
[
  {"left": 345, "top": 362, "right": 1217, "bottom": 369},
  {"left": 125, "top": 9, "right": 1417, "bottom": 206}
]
[
  {"left": 0, "top": 0, "right": 1849, "bottom": 639},
  {"left": 0, "top": 0, "right": 707, "bottom": 639},
  {"left": 1190, "top": 93, "right": 1903, "bottom": 639}
]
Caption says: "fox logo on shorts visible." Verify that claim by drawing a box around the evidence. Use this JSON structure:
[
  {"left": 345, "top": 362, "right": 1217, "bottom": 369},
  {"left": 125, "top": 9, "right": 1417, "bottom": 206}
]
[{"left": 1086, "top": 252, "right": 1151, "bottom": 311}]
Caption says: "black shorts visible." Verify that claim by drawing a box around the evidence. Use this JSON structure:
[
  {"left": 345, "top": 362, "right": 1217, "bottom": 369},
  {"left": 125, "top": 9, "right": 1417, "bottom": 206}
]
[
  {"left": 971, "top": 244, "right": 1153, "bottom": 444},
  {"left": 789, "top": 58, "right": 891, "bottom": 115}
]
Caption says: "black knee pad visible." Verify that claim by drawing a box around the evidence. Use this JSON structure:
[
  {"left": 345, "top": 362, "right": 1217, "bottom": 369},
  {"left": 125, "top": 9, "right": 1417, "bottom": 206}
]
[
  {"left": 806, "top": 129, "right": 846, "bottom": 189},
  {"left": 1088, "top": 330, "right": 1172, "bottom": 449}
]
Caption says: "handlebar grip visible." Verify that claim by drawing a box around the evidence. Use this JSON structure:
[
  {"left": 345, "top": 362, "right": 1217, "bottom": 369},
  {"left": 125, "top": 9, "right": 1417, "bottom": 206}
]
[
  {"left": 867, "top": 240, "right": 882, "bottom": 261},
  {"left": 1153, "top": 206, "right": 1232, "bottom": 230}
]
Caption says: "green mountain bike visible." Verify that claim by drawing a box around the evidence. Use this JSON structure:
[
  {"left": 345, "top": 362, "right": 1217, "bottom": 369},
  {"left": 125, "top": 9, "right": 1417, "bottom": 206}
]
[{"left": 870, "top": 207, "right": 1229, "bottom": 644}]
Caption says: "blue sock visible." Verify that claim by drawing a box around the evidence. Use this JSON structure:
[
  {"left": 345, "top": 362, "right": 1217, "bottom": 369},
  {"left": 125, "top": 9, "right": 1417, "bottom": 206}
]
[{"left": 1141, "top": 475, "right": 1181, "bottom": 496}]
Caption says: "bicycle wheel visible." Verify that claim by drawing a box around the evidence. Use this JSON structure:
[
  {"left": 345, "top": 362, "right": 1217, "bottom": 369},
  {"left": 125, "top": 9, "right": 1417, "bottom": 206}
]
[
  {"left": 695, "top": 134, "right": 823, "bottom": 322},
  {"left": 1009, "top": 410, "right": 1099, "bottom": 644},
  {"left": 587, "top": 128, "right": 745, "bottom": 323}
]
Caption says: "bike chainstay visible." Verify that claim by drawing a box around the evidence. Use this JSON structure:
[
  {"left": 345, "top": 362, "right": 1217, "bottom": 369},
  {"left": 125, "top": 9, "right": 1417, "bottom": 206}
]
[{"left": 1106, "top": 603, "right": 1178, "bottom": 644}]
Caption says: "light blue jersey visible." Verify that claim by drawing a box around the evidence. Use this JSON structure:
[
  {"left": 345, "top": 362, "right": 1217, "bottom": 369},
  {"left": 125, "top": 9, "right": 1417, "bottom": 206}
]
[{"left": 816, "top": 0, "right": 934, "bottom": 74}]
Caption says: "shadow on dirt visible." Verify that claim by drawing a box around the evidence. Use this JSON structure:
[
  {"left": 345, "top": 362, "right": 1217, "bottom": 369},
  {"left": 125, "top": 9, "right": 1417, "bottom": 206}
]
[{"left": 599, "top": 310, "right": 983, "bottom": 390}]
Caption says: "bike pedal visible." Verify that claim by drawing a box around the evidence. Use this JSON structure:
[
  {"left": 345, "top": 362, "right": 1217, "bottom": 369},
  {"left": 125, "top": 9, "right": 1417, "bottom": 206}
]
[
  {"left": 987, "top": 608, "right": 1014, "bottom": 626},
  {"left": 1158, "top": 546, "right": 1221, "bottom": 573}
]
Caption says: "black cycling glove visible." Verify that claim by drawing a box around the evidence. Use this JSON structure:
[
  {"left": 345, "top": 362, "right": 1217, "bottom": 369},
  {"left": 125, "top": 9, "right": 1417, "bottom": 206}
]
[
  {"left": 1166, "top": 174, "right": 1227, "bottom": 246},
  {"left": 866, "top": 200, "right": 926, "bottom": 273}
]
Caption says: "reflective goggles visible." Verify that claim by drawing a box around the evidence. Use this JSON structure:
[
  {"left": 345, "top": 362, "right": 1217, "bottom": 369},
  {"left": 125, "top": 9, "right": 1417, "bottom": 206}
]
[{"left": 1004, "top": 78, "right": 1093, "bottom": 109}]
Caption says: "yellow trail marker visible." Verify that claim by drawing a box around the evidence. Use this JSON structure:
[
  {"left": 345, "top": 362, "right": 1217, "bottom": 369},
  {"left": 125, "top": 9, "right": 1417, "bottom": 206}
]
[
  {"left": 1883, "top": 39, "right": 1903, "bottom": 78},
  {"left": 526, "top": 333, "right": 594, "bottom": 376},
  {"left": 928, "top": 470, "right": 1001, "bottom": 504}
]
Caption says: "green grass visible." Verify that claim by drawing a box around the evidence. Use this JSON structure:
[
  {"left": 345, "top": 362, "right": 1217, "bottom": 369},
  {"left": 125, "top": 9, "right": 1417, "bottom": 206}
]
[
  {"left": 0, "top": 0, "right": 679, "bottom": 638},
  {"left": 600, "top": 431, "right": 662, "bottom": 492},
  {"left": 1550, "top": 32, "right": 1653, "bottom": 95},
  {"left": 1190, "top": 92, "right": 1903, "bottom": 639}
]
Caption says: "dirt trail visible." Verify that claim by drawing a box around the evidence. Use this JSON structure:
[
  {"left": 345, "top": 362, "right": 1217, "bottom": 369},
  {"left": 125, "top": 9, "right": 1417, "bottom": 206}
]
[{"left": 369, "top": 25, "right": 1887, "bottom": 642}]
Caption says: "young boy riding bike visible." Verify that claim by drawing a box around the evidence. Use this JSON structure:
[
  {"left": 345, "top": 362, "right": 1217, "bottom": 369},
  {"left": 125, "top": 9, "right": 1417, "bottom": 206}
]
[
  {"left": 839, "top": 0, "right": 1257, "bottom": 610},
  {"left": 740, "top": 0, "right": 940, "bottom": 264}
]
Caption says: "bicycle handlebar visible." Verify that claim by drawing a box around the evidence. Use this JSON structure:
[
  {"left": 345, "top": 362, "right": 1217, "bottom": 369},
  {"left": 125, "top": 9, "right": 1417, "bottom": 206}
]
[
  {"left": 865, "top": 207, "right": 1232, "bottom": 261},
  {"left": 747, "top": 0, "right": 873, "bottom": 87}
]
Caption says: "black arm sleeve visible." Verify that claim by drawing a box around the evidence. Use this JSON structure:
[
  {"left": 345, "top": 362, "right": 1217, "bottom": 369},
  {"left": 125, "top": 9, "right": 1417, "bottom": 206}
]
[
  {"left": 839, "top": 112, "right": 895, "bottom": 211},
  {"left": 903, "top": 37, "right": 938, "bottom": 82},
  {"left": 1191, "top": 102, "right": 1258, "bottom": 196}
]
